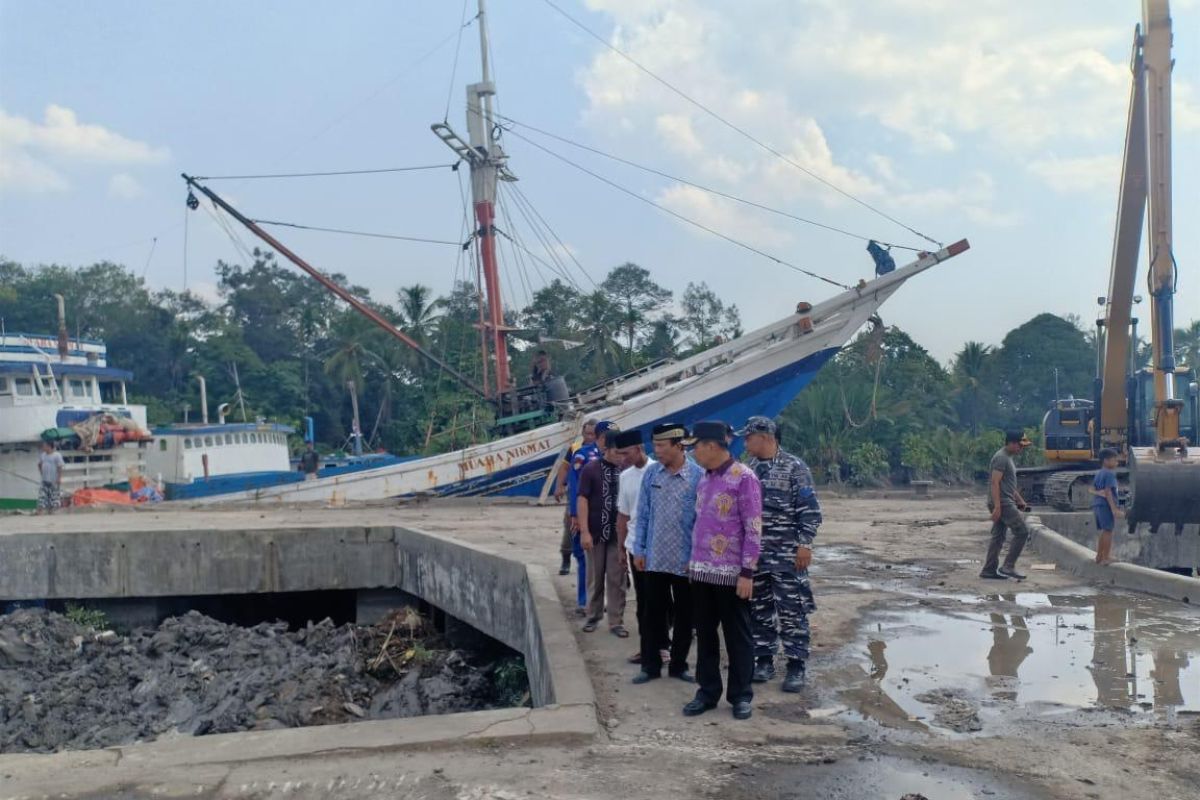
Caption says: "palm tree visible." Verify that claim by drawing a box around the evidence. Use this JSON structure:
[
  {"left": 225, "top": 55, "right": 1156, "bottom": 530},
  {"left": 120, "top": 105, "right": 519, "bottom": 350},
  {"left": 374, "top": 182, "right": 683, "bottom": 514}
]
[
  {"left": 576, "top": 290, "right": 626, "bottom": 379},
  {"left": 323, "top": 314, "right": 385, "bottom": 399},
  {"left": 1175, "top": 320, "right": 1200, "bottom": 370},
  {"left": 396, "top": 284, "right": 442, "bottom": 346},
  {"left": 951, "top": 341, "right": 992, "bottom": 435}
]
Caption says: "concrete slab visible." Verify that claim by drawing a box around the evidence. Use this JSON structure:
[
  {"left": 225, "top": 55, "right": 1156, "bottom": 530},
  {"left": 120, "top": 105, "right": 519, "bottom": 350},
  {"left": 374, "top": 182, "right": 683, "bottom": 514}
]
[
  {"left": 0, "top": 508, "right": 599, "bottom": 780},
  {"left": 1038, "top": 511, "right": 1199, "bottom": 571},
  {"left": 1028, "top": 515, "right": 1200, "bottom": 603}
]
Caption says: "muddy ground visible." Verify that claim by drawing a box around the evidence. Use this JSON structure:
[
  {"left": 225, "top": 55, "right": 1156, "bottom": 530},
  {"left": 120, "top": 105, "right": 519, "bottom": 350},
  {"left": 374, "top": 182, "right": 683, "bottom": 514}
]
[{"left": 2, "top": 492, "right": 1199, "bottom": 799}]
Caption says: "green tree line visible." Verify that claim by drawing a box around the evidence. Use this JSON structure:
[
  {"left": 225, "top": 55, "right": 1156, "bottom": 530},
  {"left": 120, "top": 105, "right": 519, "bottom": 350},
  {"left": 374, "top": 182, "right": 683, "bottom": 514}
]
[{"left": 2, "top": 257, "right": 1196, "bottom": 482}]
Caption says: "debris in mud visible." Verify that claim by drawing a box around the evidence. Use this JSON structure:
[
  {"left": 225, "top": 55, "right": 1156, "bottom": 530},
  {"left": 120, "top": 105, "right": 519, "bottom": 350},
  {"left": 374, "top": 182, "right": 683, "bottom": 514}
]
[
  {"left": 914, "top": 688, "right": 983, "bottom": 732},
  {"left": 0, "top": 607, "right": 526, "bottom": 753}
]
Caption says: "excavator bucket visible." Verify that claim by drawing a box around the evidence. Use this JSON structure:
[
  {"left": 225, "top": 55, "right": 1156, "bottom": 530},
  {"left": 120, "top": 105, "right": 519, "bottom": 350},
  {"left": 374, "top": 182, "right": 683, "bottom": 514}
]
[{"left": 1128, "top": 446, "right": 1200, "bottom": 530}]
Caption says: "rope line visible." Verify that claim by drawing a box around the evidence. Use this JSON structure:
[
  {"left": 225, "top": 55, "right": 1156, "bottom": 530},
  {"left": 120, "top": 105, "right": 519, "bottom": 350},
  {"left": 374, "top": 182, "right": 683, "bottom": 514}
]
[
  {"left": 194, "top": 164, "right": 456, "bottom": 181},
  {"left": 537, "top": 0, "right": 943, "bottom": 248},
  {"left": 490, "top": 109, "right": 922, "bottom": 252},
  {"left": 250, "top": 219, "right": 462, "bottom": 246},
  {"left": 505, "top": 127, "right": 851, "bottom": 290}
]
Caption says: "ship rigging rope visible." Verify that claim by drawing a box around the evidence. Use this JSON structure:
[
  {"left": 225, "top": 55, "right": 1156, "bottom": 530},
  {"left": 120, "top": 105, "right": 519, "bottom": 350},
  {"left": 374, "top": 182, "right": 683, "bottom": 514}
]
[
  {"left": 500, "top": 183, "right": 591, "bottom": 290},
  {"left": 193, "top": 164, "right": 457, "bottom": 181},
  {"left": 504, "top": 126, "right": 853, "bottom": 290},
  {"left": 444, "top": 0, "right": 477, "bottom": 122},
  {"left": 488, "top": 110, "right": 923, "bottom": 252},
  {"left": 249, "top": 219, "right": 462, "bottom": 247},
  {"left": 508, "top": 182, "right": 598, "bottom": 286},
  {"left": 536, "top": 0, "right": 943, "bottom": 249}
]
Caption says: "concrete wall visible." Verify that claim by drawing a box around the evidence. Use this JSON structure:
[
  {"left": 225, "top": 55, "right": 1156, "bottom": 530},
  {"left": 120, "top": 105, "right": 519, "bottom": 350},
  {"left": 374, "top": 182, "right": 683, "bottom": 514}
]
[
  {"left": 391, "top": 526, "right": 591, "bottom": 708},
  {"left": 0, "top": 521, "right": 594, "bottom": 714},
  {"left": 0, "top": 525, "right": 398, "bottom": 599},
  {"left": 1038, "top": 512, "right": 1199, "bottom": 571},
  {"left": 1028, "top": 516, "right": 1200, "bottom": 604}
]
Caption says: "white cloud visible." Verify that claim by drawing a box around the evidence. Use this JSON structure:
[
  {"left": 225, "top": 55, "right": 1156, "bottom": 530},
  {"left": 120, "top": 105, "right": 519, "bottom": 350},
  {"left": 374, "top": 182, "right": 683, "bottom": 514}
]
[
  {"left": 654, "top": 114, "right": 702, "bottom": 156},
  {"left": 0, "top": 149, "right": 68, "bottom": 193},
  {"left": 656, "top": 183, "right": 794, "bottom": 249},
  {"left": 572, "top": 1, "right": 1171, "bottom": 217},
  {"left": 1027, "top": 155, "right": 1120, "bottom": 194},
  {"left": 107, "top": 173, "right": 145, "bottom": 200},
  {"left": 0, "top": 104, "right": 168, "bottom": 194},
  {"left": 1, "top": 104, "right": 169, "bottom": 164}
]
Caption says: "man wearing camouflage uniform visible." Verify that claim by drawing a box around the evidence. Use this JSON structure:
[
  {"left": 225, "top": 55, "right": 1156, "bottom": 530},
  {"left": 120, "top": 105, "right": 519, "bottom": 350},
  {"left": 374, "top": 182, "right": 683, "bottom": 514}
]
[{"left": 738, "top": 416, "right": 820, "bottom": 692}]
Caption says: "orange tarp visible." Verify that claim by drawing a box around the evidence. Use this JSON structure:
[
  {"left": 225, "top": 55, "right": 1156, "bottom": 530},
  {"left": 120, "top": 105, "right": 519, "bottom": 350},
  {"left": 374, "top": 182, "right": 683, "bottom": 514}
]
[{"left": 70, "top": 489, "right": 136, "bottom": 507}]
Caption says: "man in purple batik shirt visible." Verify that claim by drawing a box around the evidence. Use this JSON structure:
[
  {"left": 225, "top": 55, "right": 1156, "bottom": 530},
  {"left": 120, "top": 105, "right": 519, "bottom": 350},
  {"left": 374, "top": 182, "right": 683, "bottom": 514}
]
[{"left": 682, "top": 421, "right": 762, "bottom": 721}]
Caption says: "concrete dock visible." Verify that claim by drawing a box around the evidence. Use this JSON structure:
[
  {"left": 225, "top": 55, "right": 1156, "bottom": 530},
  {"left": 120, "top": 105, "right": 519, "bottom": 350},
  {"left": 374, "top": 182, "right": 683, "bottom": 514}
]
[{"left": 1, "top": 495, "right": 1199, "bottom": 800}]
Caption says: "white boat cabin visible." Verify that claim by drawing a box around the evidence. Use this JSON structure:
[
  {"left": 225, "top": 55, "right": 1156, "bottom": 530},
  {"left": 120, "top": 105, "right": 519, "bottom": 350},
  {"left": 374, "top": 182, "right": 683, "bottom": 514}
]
[
  {"left": 0, "top": 333, "right": 147, "bottom": 444},
  {"left": 147, "top": 423, "right": 293, "bottom": 484}
]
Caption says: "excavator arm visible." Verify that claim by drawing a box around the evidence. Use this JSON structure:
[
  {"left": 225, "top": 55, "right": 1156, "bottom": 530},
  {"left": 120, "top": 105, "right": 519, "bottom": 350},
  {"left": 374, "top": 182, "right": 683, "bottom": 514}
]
[{"left": 1125, "top": 0, "right": 1200, "bottom": 529}]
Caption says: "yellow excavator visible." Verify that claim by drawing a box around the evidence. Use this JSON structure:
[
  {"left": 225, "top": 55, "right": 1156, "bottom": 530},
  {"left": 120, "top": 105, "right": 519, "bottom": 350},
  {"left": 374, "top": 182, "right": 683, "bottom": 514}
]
[{"left": 1028, "top": 0, "right": 1200, "bottom": 528}]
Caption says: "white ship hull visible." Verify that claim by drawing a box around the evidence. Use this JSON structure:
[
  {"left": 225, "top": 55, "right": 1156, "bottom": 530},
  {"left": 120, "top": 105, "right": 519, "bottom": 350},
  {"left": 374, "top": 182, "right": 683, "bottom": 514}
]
[{"left": 183, "top": 244, "right": 964, "bottom": 505}]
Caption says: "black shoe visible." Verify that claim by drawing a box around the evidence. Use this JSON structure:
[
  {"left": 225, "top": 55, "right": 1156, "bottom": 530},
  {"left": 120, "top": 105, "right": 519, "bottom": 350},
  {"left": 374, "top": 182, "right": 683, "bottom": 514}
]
[
  {"left": 732, "top": 701, "right": 753, "bottom": 720},
  {"left": 632, "top": 670, "right": 660, "bottom": 685},
  {"left": 752, "top": 659, "right": 775, "bottom": 683},
  {"left": 998, "top": 566, "right": 1027, "bottom": 580},
  {"left": 682, "top": 698, "right": 717, "bottom": 717},
  {"left": 670, "top": 669, "right": 695, "bottom": 683},
  {"left": 559, "top": 554, "right": 571, "bottom": 575},
  {"left": 979, "top": 570, "right": 1008, "bottom": 580},
  {"left": 782, "top": 661, "right": 806, "bottom": 693}
]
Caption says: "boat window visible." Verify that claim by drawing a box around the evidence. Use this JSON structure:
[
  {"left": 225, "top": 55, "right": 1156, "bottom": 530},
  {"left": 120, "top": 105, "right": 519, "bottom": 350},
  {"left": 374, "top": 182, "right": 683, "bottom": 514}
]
[
  {"left": 14, "top": 378, "right": 34, "bottom": 397},
  {"left": 223, "top": 434, "right": 231, "bottom": 445},
  {"left": 69, "top": 378, "right": 89, "bottom": 398},
  {"left": 250, "top": 433, "right": 257, "bottom": 444},
  {"left": 240, "top": 433, "right": 248, "bottom": 444},
  {"left": 159, "top": 439, "right": 168, "bottom": 452},
  {"left": 184, "top": 438, "right": 192, "bottom": 449},
  {"left": 0, "top": 376, "right": 8, "bottom": 395},
  {"left": 99, "top": 380, "right": 123, "bottom": 403},
  {"left": 204, "top": 436, "right": 214, "bottom": 447}
]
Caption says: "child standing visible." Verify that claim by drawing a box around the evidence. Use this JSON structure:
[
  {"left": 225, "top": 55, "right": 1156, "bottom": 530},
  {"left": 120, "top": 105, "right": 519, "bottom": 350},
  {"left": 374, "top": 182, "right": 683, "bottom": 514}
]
[{"left": 1091, "top": 448, "right": 1122, "bottom": 565}]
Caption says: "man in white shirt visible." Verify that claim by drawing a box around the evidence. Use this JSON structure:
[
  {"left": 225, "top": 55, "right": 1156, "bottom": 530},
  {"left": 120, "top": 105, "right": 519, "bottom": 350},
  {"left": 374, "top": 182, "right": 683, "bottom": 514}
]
[
  {"left": 36, "top": 441, "right": 65, "bottom": 514},
  {"left": 615, "top": 429, "right": 654, "bottom": 663}
]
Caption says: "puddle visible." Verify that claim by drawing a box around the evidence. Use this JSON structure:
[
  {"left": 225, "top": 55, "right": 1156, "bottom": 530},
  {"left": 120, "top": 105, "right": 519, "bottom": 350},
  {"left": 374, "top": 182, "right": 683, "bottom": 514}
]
[
  {"left": 730, "top": 754, "right": 1043, "bottom": 800},
  {"left": 850, "top": 591, "right": 1200, "bottom": 731}
]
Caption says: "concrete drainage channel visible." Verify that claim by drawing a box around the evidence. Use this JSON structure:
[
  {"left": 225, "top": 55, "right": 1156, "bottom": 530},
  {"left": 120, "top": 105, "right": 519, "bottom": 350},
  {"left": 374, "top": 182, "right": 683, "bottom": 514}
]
[{"left": 0, "top": 520, "right": 597, "bottom": 772}]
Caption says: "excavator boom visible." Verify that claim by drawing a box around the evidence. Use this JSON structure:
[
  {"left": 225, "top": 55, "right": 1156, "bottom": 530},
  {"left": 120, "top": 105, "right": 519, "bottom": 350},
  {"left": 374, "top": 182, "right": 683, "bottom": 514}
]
[{"left": 1125, "top": 0, "right": 1200, "bottom": 529}]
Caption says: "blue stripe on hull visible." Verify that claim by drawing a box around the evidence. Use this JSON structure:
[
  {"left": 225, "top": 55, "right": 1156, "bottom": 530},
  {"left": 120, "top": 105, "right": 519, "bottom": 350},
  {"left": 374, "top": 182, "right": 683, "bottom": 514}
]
[
  {"left": 185, "top": 346, "right": 839, "bottom": 502},
  {"left": 482, "top": 345, "right": 839, "bottom": 497}
]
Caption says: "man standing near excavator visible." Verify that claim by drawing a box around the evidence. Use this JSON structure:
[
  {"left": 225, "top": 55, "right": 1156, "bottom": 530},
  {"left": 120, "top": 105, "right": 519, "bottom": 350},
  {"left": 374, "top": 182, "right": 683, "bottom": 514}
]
[{"left": 981, "top": 430, "right": 1033, "bottom": 580}]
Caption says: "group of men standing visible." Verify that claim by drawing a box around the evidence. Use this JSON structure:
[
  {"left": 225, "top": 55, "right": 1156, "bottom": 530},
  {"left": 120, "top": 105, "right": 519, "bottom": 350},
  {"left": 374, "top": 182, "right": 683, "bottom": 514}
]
[{"left": 557, "top": 414, "right": 821, "bottom": 720}]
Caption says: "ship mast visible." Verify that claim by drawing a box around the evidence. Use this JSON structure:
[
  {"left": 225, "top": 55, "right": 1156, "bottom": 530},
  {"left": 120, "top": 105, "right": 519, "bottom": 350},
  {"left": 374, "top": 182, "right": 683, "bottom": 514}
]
[{"left": 432, "top": 0, "right": 518, "bottom": 401}]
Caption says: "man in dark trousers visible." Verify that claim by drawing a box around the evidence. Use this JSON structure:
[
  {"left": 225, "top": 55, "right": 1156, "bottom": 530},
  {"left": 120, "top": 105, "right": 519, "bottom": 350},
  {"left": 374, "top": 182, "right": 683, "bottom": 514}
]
[
  {"left": 577, "top": 427, "right": 629, "bottom": 637},
  {"left": 683, "top": 421, "right": 763, "bottom": 720},
  {"left": 739, "top": 416, "right": 821, "bottom": 692},
  {"left": 631, "top": 423, "right": 703, "bottom": 685},
  {"left": 298, "top": 441, "right": 320, "bottom": 481},
  {"left": 981, "top": 430, "right": 1033, "bottom": 580}
]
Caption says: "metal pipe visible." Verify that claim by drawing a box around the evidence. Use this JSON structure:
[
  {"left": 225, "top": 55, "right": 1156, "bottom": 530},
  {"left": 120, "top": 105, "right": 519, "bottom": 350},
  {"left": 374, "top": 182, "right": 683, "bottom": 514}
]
[
  {"left": 53, "top": 294, "right": 68, "bottom": 360},
  {"left": 197, "top": 375, "right": 208, "bottom": 424},
  {"left": 182, "top": 175, "right": 489, "bottom": 401}
]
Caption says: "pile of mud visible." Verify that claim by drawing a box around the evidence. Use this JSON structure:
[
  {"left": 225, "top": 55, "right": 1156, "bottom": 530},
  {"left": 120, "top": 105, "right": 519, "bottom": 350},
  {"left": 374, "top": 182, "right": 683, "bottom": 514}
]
[{"left": 0, "top": 608, "right": 525, "bottom": 753}]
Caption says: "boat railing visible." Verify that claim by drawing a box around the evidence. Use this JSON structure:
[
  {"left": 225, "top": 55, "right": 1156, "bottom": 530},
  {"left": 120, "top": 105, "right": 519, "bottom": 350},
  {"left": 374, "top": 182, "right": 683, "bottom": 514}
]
[{"left": 566, "top": 241, "right": 969, "bottom": 410}]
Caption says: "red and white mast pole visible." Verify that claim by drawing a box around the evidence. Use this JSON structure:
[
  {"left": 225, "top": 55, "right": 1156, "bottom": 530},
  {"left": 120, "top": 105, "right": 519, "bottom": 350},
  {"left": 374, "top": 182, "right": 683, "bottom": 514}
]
[{"left": 432, "top": 0, "right": 518, "bottom": 400}]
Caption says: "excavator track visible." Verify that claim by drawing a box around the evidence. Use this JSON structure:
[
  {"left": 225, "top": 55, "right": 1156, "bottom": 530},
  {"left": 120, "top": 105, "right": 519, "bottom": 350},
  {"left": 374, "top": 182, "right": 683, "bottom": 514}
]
[{"left": 1042, "top": 469, "right": 1130, "bottom": 512}]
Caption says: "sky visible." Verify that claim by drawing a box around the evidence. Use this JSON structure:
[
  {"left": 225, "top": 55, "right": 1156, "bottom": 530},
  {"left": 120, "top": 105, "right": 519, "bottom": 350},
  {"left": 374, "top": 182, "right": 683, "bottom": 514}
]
[{"left": 1, "top": 0, "right": 1197, "bottom": 364}]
